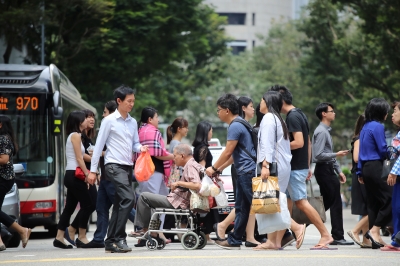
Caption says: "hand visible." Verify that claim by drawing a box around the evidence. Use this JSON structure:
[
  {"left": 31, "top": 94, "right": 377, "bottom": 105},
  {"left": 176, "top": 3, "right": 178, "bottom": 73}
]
[
  {"left": 387, "top": 173, "right": 397, "bottom": 186},
  {"left": 306, "top": 169, "right": 313, "bottom": 181},
  {"left": 339, "top": 172, "right": 346, "bottom": 184},
  {"left": 205, "top": 166, "right": 214, "bottom": 177},
  {"left": 358, "top": 176, "right": 364, "bottom": 184},
  {"left": 336, "top": 150, "right": 350, "bottom": 157},
  {"left": 140, "top": 145, "right": 149, "bottom": 152},
  {"left": 170, "top": 181, "right": 179, "bottom": 191},
  {"left": 261, "top": 167, "right": 270, "bottom": 180},
  {"left": 87, "top": 172, "right": 97, "bottom": 185}
]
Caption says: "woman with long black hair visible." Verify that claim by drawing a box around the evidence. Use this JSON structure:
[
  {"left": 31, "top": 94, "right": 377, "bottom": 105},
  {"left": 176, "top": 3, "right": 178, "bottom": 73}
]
[
  {"left": 358, "top": 98, "right": 392, "bottom": 249},
  {"left": 0, "top": 115, "right": 31, "bottom": 251},
  {"left": 192, "top": 121, "right": 219, "bottom": 244}
]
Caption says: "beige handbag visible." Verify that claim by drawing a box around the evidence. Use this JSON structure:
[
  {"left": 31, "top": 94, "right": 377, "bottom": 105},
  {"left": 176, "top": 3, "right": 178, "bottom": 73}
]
[{"left": 291, "top": 180, "right": 326, "bottom": 224}]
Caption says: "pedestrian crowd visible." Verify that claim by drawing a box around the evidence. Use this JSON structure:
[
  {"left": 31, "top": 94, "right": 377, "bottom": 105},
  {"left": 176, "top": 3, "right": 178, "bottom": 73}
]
[{"left": 1, "top": 84, "right": 399, "bottom": 253}]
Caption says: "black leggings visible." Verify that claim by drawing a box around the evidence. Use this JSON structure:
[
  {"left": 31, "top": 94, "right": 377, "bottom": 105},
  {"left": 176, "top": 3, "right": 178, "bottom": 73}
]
[
  {"left": 57, "top": 170, "right": 96, "bottom": 230},
  {"left": 0, "top": 178, "right": 16, "bottom": 227}
]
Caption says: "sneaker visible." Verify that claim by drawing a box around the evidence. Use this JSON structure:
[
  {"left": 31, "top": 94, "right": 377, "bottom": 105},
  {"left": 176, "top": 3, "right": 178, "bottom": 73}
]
[
  {"left": 105, "top": 242, "right": 128, "bottom": 253},
  {"left": 104, "top": 243, "right": 126, "bottom": 253},
  {"left": 215, "top": 240, "right": 241, "bottom": 250},
  {"left": 81, "top": 240, "right": 105, "bottom": 249},
  {"left": 281, "top": 234, "right": 295, "bottom": 248},
  {"left": 115, "top": 240, "right": 132, "bottom": 252}
]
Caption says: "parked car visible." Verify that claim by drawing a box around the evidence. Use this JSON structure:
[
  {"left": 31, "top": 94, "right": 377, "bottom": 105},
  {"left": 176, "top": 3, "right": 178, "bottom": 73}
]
[{"left": 0, "top": 164, "right": 24, "bottom": 248}]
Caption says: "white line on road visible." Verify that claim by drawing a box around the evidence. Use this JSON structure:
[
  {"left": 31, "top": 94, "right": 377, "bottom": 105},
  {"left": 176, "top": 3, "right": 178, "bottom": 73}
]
[{"left": 14, "top": 255, "right": 35, "bottom": 257}]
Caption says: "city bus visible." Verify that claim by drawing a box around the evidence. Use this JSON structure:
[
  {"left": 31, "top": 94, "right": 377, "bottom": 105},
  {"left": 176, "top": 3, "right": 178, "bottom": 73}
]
[{"left": 0, "top": 64, "right": 97, "bottom": 235}]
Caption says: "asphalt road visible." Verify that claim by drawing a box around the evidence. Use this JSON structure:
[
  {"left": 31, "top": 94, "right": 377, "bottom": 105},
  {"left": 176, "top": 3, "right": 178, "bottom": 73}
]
[{"left": 1, "top": 208, "right": 399, "bottom": 266}]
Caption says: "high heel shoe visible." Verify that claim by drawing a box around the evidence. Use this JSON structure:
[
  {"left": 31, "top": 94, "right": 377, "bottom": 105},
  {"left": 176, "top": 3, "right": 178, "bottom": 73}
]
[{"left": 364, "top": 231, "right": 384, "bottom": 249}]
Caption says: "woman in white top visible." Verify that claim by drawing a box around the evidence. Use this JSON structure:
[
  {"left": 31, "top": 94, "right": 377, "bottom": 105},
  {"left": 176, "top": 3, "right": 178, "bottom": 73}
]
[
  {"left": 255, "top": 91, "right": 305, "bottom": 250},
  {"left": 53, "top": 111, "right": 94, "bottom": 249}
]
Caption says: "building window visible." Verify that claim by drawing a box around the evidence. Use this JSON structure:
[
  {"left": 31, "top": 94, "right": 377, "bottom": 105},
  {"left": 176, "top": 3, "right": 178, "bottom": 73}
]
[
  {"left": 252, "top": 13, "right": 255, "bottom": 26},
  {"left": 227, "top": 40, "right": 246, "bottom": 55},
  {"left": 252, "top": 40, "right": 255, "bottom": 48},
  {"left": 218, "top": 13, "right": 246, "bottom": 25}
]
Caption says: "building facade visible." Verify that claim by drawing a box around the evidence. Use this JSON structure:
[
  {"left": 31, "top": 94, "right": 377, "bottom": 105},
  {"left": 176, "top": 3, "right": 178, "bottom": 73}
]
[{"left": 205, "top": 0, "right": 308, "bottom": 54}]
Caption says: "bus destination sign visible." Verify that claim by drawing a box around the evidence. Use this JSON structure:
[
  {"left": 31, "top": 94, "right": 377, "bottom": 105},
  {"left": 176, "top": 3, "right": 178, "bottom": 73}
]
[{"left": 0, "top": 94, "right": 46, "bottom": 114}]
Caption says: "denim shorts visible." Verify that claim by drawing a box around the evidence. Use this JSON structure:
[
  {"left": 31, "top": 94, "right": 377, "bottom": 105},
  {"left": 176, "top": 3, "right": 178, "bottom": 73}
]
[{"left": 286, "top": 169, "right": 309, "bottom": 201}]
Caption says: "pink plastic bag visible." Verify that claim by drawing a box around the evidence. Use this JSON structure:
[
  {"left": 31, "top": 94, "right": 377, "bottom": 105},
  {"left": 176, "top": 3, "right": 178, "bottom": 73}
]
[{"left": 134, "top": 152, "right": 155, "bottom": 182}]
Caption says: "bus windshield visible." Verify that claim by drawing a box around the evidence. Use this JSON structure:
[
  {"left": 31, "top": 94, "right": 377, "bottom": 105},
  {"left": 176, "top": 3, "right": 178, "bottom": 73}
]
[{"left": 1, "top": 93, "right": 55, "bottom": 188}]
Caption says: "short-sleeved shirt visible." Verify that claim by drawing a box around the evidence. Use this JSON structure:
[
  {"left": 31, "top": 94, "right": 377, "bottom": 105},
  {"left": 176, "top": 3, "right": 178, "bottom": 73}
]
[
  {"left": 0, "top": 135, "right": 15, "bottom": 180},
  {"left": 286, "top": 108, "right": 309, "bottom": 170},
  {"left": 167, "top": 158, "right": 202, "bottom": 209},
  {"left": 228, "top": 117, "right": 256, "bottom": 174}
]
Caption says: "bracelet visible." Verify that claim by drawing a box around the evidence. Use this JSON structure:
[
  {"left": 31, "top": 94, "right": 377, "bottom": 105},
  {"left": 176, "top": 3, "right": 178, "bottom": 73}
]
[{"left": 211, "top": 165, "right": 218, "bottom": 172}]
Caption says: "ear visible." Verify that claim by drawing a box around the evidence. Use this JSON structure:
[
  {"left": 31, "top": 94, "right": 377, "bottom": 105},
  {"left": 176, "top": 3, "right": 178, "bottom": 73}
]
[{"left": 116, "top": 98, "right": 122, "bottom": 105}]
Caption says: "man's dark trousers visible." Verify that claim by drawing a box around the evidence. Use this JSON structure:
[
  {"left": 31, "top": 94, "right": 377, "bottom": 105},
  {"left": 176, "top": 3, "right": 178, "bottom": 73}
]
[
  {"left": 104, "top": 163, "right": 134, "bottom": 244},
  {"left": 314, "top": 163, "right": 344, "bottom": 240}
]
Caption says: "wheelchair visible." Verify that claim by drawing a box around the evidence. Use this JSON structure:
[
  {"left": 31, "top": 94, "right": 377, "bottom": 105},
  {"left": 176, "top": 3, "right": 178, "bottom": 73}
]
[{"left": 141, "top": 208, "right": 207, "bottom": 251}]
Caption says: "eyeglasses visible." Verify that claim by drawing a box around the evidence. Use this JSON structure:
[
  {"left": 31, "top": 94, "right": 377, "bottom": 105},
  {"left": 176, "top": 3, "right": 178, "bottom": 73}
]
[
  {"left": 326, "top": 110, "right": 335, "bottom": 113},
  {"left": 217, "top": 108, "right": 227, "bottom": 114}
]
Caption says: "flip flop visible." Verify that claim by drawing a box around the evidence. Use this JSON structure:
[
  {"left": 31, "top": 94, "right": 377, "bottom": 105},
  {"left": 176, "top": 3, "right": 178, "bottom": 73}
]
[
  {"left": 253, "top": 245, "right": 283, "bottom": 251},
  {"left": 22, "top": 228, "right": 32, "bottom": 248},
  {"left": 380, "top": 245, "right": 400, "bottom": 251},
  {"left": 296, "top": 224, "right": 306, "bottom": 249},
  {"left": 310, "top": 244, "right": 338, "bottom": 250}
]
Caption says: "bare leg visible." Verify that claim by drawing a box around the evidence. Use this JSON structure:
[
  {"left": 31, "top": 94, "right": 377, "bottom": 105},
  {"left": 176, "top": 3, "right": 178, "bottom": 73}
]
[
  {"left": 67, "top": 226, "right": 76, "bottom": 242},
  {"left": 359, "top": 217, "right": 371, "bottom": 245},
  {"left": 215, "top": 209, "right": 236, "bottom": 239},
  {"left": 245, "top": 214, "right": 260, "bottom": 244},
  {"left": 0, "top": 235, "right": 4, "bottom": 246},
  {"left": 78, "top": 228, "right": 89, "bottom": 244},
  {"left": 370, "top": 225, "right": 387, "bottom": 245},
  {"left": 9, "top": 222, "right": 31, "bottom": 248},
  {"left": 254, "top": 230, "right": 284, "bottom": 250},
  {"left": 56, "top": 229, "right": 68, "bottom": 244},
  {"left": 294, "top": 199, "right": 333, "bottom": 246},
  {"left": 349, "top": 215, "right": 370, "bottom": 244}
]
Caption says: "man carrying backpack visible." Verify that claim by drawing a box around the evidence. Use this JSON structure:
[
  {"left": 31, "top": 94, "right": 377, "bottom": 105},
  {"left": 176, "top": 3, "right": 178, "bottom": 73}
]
[{"left": 205, "top": 93, "right": 256, "bottom": 250}]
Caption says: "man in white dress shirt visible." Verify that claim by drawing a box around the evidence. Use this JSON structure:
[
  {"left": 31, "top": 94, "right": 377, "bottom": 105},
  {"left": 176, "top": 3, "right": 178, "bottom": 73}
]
[{"left": 88, "top": 85, "right": 148, "bottom": 253}]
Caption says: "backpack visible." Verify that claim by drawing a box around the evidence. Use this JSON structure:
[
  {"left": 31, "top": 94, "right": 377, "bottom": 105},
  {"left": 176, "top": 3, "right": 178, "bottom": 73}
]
[{"left": 231, "top": 117, "right": 258, "bottom": 162}]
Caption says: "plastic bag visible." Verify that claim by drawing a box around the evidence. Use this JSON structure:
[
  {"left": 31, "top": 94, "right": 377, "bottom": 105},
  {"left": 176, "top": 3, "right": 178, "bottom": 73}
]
[
  {"left": 213, "top": 181, "right": 228, "bottom": 208},
  {"left": 199, "top": 175, "right": 220, "bottom": 196},
  {"left": 250, "top": 176, "right": 280, "bottom": 214},
  {"left": 190, "top": 189, "right": 210, "bottom": 213},
  {"left": 256, "top": 192, "right": 291, "bottom": 234},
  {"left": 134, "top": 151, "right": 155, "bottom": 182}
]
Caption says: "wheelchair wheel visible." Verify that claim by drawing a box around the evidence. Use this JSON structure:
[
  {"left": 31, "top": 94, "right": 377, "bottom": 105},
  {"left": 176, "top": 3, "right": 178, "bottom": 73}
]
[
  {"left": 181, "top": 232, "right": 199, "bottom": 250},
  {"left": 146, "top": 238, "right": 158, "bottom": 251},
  {"left": 157, "top": 238, "right": 166, "bottom": 250},
  {"left": 196, "top": 231, "right": 207, "bottom": 249}
]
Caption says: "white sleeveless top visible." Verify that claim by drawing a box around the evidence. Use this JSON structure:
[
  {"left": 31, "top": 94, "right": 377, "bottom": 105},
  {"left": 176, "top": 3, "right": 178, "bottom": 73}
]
[{"left": 65, "top": 133, "right": 85, "bottom": 171}]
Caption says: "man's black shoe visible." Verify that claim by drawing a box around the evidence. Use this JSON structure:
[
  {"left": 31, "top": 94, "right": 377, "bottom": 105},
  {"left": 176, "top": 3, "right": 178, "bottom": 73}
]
[
  {"left": 330, "top": 239, "right": 354, "bottom": 245},
  {"left": 115, "top": 240, "right": 132, "bottom": 252},
  {"left": 81, "top": 240, "right": 105, "bottom": 249},
  {"left": 105, "top": 242, "right": 128, "bottom": 253}
]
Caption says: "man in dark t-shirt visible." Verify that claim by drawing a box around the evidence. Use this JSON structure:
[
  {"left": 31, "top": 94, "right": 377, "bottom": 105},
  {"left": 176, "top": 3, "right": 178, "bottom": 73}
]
[{"left": 270, "top": 85, "right": 335, "bottom": 249}]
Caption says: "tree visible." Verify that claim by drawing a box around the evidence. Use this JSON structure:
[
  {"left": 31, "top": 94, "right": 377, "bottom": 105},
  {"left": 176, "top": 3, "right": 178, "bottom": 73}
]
[
  {"left": 0, "top": 0, "right": 43, "bottom": 63},
  {"left": 297, "top": 0, "right": 400, "bottom": 131}
]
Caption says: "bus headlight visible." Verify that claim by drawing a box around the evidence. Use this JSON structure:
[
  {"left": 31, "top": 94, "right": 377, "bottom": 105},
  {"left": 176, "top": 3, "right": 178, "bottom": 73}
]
[{"left": 34, "top": 202, "right": 53, "bottom": 209}]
